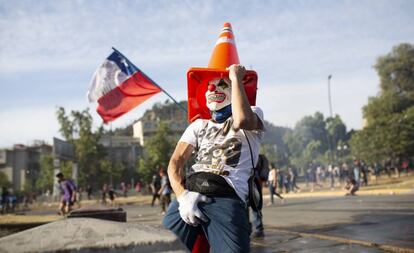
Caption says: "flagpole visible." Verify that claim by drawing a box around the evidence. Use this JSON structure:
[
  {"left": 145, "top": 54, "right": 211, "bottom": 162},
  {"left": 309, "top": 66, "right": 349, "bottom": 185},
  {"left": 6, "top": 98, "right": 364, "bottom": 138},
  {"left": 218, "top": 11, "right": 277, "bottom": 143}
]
[
  {"left": 109, "top": 122, "right": 113, "bottom": 187},
  {"left": 111, "top": 47, "right": 187, "bottom": 113}
]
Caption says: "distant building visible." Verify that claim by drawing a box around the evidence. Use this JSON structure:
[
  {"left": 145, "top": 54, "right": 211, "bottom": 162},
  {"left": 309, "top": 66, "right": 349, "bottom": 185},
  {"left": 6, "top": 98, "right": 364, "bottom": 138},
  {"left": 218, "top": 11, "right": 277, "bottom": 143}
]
[
  {"left": 99, "top": 135, "right": 142, "bottom": 178},
  {"left": 133, "top": 102, "right": 188, "bottom": 146},
  {"left": 0, "top": 141, "right": 52, "bottom": 191}
]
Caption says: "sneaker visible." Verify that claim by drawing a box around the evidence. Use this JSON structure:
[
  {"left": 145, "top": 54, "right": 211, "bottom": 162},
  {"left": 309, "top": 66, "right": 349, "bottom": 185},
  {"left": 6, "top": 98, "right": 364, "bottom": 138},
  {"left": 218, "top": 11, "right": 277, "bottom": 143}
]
[{"left": 252, "top": 230, "right": 265, "bottom": 238}]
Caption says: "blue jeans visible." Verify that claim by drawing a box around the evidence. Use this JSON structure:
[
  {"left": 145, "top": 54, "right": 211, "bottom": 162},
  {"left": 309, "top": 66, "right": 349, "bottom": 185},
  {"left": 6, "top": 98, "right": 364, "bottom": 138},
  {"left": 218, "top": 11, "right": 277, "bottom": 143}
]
[{"left": 163, "top": 196, "right": 250, "bottom": 253}]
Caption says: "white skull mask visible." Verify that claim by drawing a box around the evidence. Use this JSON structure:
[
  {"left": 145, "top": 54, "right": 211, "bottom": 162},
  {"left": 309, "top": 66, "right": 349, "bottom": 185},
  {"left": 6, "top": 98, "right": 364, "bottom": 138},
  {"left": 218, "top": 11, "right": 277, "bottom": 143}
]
[{"left": 205, "top": 78, "right": 232, "bottom": 111}]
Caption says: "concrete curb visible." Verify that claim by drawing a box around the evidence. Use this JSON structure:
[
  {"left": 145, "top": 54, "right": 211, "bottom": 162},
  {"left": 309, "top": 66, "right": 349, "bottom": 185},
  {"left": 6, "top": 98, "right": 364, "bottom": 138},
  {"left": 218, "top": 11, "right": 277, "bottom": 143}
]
[
  {"left": 263, "top": 188, "right": 414, "bottom": 200},
  {"left": 267, "top": 227, "right": 414, "bottom": 253},
  {"left": 0, "top": 218, "right": 188, "bottom": 253}
]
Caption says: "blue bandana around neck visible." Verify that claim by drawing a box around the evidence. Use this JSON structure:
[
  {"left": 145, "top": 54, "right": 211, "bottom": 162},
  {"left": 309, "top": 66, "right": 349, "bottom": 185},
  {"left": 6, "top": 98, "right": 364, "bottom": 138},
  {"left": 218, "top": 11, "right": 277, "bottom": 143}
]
[{"left": 211, "top": 104, "right": 232, "bottom": 123}]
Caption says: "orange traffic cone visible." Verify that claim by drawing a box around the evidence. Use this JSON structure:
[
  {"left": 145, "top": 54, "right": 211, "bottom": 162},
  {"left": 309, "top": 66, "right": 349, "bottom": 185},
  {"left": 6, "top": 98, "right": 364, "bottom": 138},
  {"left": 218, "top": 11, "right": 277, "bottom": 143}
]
[
  {"left": 187, "top": 22, "right": 257, "bottom": 122},
  {"left": 208, "top": 22, "right": 240, "bottom": 69}
]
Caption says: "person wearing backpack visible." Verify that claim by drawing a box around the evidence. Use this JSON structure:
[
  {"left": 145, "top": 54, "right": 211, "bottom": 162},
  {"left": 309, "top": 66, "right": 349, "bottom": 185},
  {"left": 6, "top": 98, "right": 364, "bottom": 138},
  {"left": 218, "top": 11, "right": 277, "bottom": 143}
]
[
  {"left": 267, "top": 164, "right": 277, "bottom": 205},
  {"left": 158, "top": 168, "right": 172, "bottom": 214}
]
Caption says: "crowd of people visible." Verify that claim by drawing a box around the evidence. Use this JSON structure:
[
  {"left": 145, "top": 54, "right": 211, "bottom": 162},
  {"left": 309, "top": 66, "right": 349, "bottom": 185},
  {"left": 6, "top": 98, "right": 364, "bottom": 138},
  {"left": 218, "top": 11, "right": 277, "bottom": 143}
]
[
  {"left": 1, "top": 187, "right": 17, "bottom": 214},
  {"left": 148, "top": 167, "right": 172, "bottom": 214},
  {"left": 266, "top": 158, "right": 414, "bottom": 198},
  {"left": 1, "top": 157, "right": 411, "bottom": 216},
  {"left": 0, "top": 188, "right": 41, "bottom": 214}
]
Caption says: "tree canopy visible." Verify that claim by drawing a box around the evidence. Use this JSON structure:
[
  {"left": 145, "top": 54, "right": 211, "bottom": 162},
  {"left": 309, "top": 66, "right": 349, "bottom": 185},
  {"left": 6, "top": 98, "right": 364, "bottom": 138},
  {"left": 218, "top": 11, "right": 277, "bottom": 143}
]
[
  {"left": 350, "top": 43, "right": 414, "bottom": 163},
  {"left": 283, "top": 112, "right": 349, "bottom": 172}
]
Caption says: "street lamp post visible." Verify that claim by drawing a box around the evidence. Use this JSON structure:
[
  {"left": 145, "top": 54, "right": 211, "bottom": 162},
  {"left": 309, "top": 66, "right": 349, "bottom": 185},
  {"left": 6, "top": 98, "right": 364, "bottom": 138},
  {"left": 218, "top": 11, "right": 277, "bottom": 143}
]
[
  {"left": 328, "top": 75, "right": 333, "bottom": 118},
  {"left": 327, "top": 75, "right": 334, "bottom": 165}
]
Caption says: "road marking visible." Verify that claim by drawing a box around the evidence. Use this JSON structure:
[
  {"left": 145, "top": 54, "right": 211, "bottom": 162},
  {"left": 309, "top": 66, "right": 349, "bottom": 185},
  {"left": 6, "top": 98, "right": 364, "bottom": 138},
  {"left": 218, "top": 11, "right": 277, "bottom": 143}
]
[{"left": 263, "top": 226, "right": 414, "bottom": 253}]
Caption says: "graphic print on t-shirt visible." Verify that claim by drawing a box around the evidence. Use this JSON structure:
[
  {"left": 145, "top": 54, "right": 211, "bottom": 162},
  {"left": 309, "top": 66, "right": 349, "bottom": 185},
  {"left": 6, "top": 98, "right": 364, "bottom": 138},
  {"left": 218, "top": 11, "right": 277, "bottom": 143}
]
[
  {"left": 193, "top": 119, "right": 242, "bottom": 173},
  {"left": 180, "top": 106, "right": 264, "bottom": 202}
]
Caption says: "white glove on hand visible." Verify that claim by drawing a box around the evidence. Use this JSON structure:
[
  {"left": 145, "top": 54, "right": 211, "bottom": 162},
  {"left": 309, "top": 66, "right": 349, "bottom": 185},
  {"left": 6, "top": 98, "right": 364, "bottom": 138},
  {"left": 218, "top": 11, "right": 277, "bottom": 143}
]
[{"left": 177, "top": 190, "right": 211, "bottom": 226}]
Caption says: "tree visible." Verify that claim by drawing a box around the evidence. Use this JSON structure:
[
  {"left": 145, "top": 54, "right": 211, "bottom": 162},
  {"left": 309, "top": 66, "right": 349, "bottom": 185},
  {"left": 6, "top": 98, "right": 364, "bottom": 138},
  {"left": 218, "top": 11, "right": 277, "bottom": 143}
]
[
  {"left": 375, "top": 43, "right": 414, "bottom": 98},
  {"left": 0, "top": 171, "right": 11, "bottom": 189},
  {"left": 326, "top": 115, "right": 347, "bottom": 149},
  {"left": 100, "top": 159, "right": 124, "bottom": 186},
  {"left": 326, "top": 115, "right": 348, "bottom": 163},
  {"left": 56, "top": 107, "right": 106, "bottom": 187},
  {"left": 350, "top": 43, "right": 414, "bottom": 163},
  {"left": 136, "top": 123, "right": 175, "bottom": 183},
  {"left": 284, "top": 112, "right": 329, "bottom": 167},
  {"left": 283, "top": 112, "right": 350, "bottom": 172},
  {"left": 36, "top": 155, "right": 54, "bottom": 192}
]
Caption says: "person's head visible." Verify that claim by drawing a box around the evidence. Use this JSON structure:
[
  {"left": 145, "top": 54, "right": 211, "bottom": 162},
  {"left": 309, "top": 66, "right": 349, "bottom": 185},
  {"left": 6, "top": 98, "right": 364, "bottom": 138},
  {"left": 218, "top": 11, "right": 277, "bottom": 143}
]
[
  {"left": 55, "top": 172, "right": 64, "bottom": 183},
  {"left": 159, "top": 168, "right": 166, "bottom": 176},
  {"left": 205, "top": 77, "right": 232, "bottom": 122}
]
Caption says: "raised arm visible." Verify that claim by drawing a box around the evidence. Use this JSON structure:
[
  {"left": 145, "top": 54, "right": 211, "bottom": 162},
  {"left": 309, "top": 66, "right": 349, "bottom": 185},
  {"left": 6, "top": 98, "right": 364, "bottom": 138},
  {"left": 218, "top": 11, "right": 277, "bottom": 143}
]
[
  {"left": 227, "top": 64, "right": 263, "bottom": 131},
  {"left": 168, "top": 141, "right": 195, "bottom": 198}
]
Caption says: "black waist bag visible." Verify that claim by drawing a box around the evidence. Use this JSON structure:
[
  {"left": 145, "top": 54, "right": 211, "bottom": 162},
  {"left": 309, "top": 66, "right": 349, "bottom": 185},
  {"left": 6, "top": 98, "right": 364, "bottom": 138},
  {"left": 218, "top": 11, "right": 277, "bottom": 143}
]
[{"left": 185, "top": 172, "right": 237, "bottom": 197}]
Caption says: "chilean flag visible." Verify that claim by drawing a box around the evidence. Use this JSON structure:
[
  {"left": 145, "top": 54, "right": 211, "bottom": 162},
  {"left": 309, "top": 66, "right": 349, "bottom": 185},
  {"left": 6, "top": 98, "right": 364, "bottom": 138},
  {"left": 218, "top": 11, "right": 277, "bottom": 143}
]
[{"left": 88, "top": 49, "right": 161, "bottom": 123}]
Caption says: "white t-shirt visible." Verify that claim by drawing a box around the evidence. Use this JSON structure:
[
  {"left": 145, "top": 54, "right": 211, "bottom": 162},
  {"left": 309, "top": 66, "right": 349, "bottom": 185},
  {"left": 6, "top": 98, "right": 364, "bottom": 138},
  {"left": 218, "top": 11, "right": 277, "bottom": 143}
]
[
  {"left": 179, "top": 106, "right": 264, "bottom": 202},
  {"left": 268, "top": 168, "right": 276, "bottom": 182}
]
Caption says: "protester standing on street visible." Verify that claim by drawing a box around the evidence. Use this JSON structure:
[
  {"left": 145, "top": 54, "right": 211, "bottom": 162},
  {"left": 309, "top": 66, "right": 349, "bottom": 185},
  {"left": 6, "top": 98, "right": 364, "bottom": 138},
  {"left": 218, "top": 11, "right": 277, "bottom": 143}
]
[
  {"left": 267, "top": 165, "right": 277, "bottom": 205},
  {"left": 353, "top": 159, "right": 361, "bottom": 185},
  {"left": 1, "top": 187, "right": 9, "bottom": 214},
  {"left": 278, "top": 168, "right": 289, "bottom": 193},
  {"left": 108, "top": 186, "right": 117, "bottom": 206},
  {"left": 361, "top": 161, "right": 369, "bottom": 186},
  {"left": 328, "top": 165, "right": 335, "bottom": 189},
  {"left": 163, "top": 64, "right": 264, "bottom": 252},
  {"left": 121, "top": 182, "right": 127, "bottom": 198},
  {"left": 135, "top": 181, "right": 142, "bottom": 194},
  {"left": 288, "top": 167, "right": 300, "bottom": 192},
  {"left": 158, "top": 168, "right": 171, "bottom": 214},
  {"left": 101, "top": 183, "right": 108, "bottom": 205},
  {"left": 150, "top": 174, "right": 161, "bottom": 207},
  {"left": 75, "top": 187, "right": 82, "bottom": 208},
  {"left": 86, "top": 185, "right": 92, "bottom": 200}
]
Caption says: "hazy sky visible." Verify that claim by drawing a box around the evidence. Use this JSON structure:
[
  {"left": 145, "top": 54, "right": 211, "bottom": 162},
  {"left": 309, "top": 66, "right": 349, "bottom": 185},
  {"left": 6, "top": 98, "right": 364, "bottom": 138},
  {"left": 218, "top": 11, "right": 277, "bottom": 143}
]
[{"left": 1, "top": 0, "right": 413, "bottom": 148}]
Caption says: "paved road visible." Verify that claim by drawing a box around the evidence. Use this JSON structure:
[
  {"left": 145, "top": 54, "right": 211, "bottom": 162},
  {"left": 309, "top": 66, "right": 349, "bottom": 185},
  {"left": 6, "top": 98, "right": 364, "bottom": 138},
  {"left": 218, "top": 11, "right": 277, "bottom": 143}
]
[
  {"left": 252, "top": 194, "right": 414, "bottom": 252},
  {"left": 25, "top": 194, "right": 414, "bottom": 252},
  {"left": 120, "top": 194, "right": 414, "bottom": 252}
]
